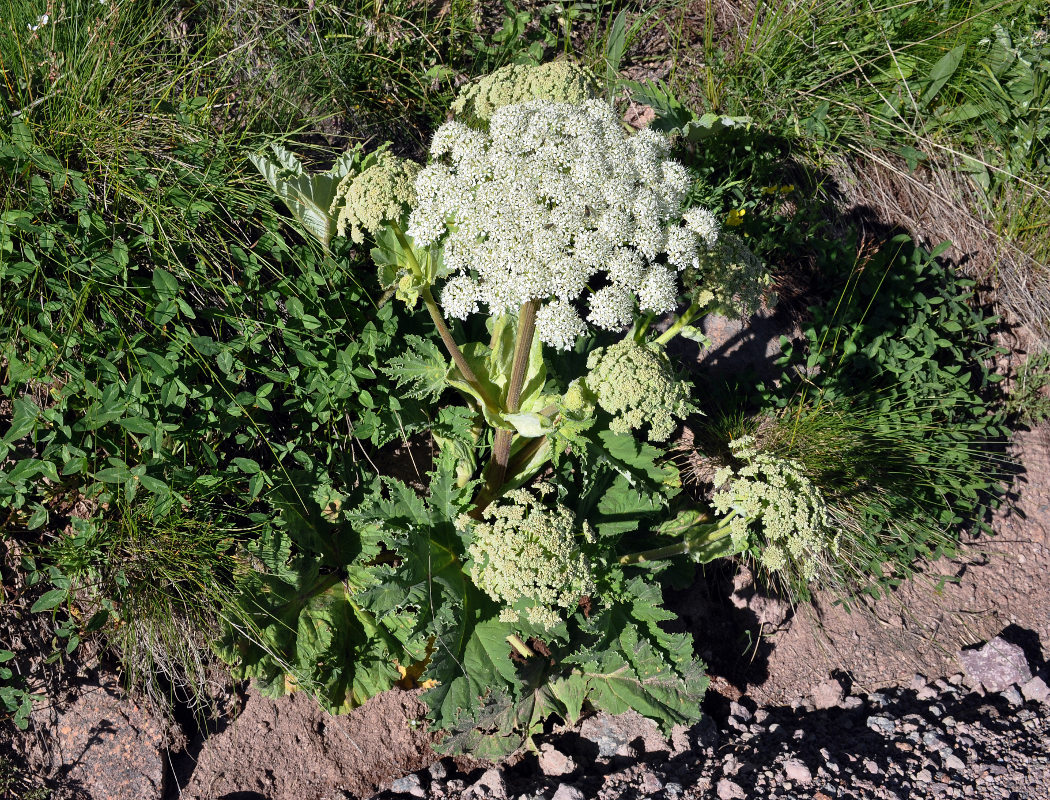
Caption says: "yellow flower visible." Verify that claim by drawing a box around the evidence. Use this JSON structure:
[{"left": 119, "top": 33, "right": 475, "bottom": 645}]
[{"left": 726, "top": 208, "right": 747, "bottom": 227}]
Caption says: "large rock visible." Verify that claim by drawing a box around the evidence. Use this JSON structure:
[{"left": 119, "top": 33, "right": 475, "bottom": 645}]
[
  {"left": 960, "top": 637, "right": 1033, "bottom": 692},
  {"left": 35, "top": 679, "right": 165, "bottom": 800},
  {"left": 578, "top": 710, "right": 671, "bottom": 758}
]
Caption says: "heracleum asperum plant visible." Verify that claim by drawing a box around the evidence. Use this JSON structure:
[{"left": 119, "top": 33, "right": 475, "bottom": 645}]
[{"left": 248, "top": 61, "right": 804, "bottom": 756}]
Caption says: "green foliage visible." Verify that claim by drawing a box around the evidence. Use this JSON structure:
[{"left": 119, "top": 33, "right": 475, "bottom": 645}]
[
  {"left": 1006, "top": 352, "right": 1050, "bottom": 425},
  {"left": 250, "top": 144, "right": 363, "bottom": 248},
  {"left": 0, "top": 754, "right": 49, "bottom": 800},
  {"left": 754, "top": 236, "right": 1009, "bottom": 597},
  {"left": 0, "top": 126, "right": 421, "bottom": 531},
  {"left": 38, "top": 496, "right": 242, "bottom": 704},
  {"left": 0, "top": 650, "right": 34, "bottom": 731}
]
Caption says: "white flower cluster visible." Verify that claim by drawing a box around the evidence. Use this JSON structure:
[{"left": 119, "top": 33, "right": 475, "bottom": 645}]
[
  {"left": 464, "top": 485, "right": 596, "bottom": 631},
  {"left": 688, "top": 232, "right": 771, "bottom": 319},
  {"left": 408, "top": 99, "right": 718, "bottom": 349},
  {"left": 711, "top": 437, "right": 836, "bottom": 581}
]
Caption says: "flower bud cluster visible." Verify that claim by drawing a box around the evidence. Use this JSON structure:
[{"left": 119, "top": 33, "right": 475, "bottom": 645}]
[
  {"left": 585, "top": 338, "right": 692, "bottom": 442},
  {"left": 331, "top": 150, "right": 420, "bottom": 243},
  {"left": 408, "top": 99, "right": 719, "bottom": 349},
  {"left": 463, "top": 485, "right": 595, "bottom": 631},
  {"left": 685, "top": 232, "right": 772, "bottom": 319},
  {"left": 450, "top": 60, "right": 599, "bottom": 125},
  {"left": 711, "top": 437, "right": 836, "bottom": 580}
]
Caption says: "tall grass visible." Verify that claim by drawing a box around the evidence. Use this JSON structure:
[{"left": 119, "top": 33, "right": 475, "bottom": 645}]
[{"left": 668, "top": 0, "right": 1049, "bottom": 336}]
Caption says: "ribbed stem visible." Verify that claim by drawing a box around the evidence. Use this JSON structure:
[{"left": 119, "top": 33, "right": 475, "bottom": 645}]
[
  {"left": 619, "top": 541, "right": 690, "bottom": 565},
  {"left": 507, "top": 634, "right": 535, "bottom": 658},
  {"left": 485, "top": 299, "right": 539, "bottom": 498},
  {"left": 654, "top": 299, "right": 703, "bottom": 346}
]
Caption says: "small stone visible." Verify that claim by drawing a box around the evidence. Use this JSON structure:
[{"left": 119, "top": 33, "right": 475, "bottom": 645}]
[
  {"left": 391, "top": 774, "right": 425, "bottom": 798},
  {"left": 866, "top": 715, "right": 895, "bottom": 735},
  {"left": 551, "top": 786, "right": 585, "bottom": 800},
  {"left": 948, "top": 673, "right": 964, "bottom": 686},
  {"left": 783, "top": 759, "right": 813, "bottom": 785},
  {"left": 916, "top": 769, "right": 933, "bottom": 783},
  {"left": 842, "top": 696, "right": 863, "bottom": 710},
  {"left": 537, "top": 745, "right": 576, "bottom": 777},
  {"left": 663, "top": 782, "right": 683, "bottom": 800},
  {"left": 729, "top": 701, "right": 752, "bottom": 722},
  {"left": 473, "top": 768, "right": 506, "bottom": 799},
  {"left": 864, "top": 759, "right": 880, "bottom": 774},
  {"left": 811, "top": 679, "right": 845, "bottom": 710},
  {"left": 1001, "top": 686, "right": 1024, "bottom": 706},
  {"left": 1021, "top": 676, "right": 1050, "bottom": 704},
  {"left": 429, "top": 761, "right": 448, "bottom": 781},
  {"left": 944, "top": 754, "right": 966, "bottom": 772},
  {"left": 910, "top": 673, "right": 929, "bottom": 690},
  {"left": 716, "top": 779, "right": 746, "bottom": 800},
  {"left": 959, "top": 637, "right": 1033, "bottom": 693},
  {"left": 579, "top": 711, "right": 666, "bottom": 758},
  {"left": 916, "top": 685, "right": 939, "bottom": 701},
  {"left": 637, "top": 767, "right": 663, "bottom": 794}
]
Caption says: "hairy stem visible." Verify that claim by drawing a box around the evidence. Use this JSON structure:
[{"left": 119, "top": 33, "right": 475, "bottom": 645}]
[
  {"left": 620, "top": 514, "right": 736, "bottom": 565},
  {"left": 484, "top": 299, "right": 539, "bottom": 502},
  {"left": 388, "top": 223, "right": 496, "bottom": 410},
  {"left": 420, "top": 284, "right": 496, "bottom": 410}
]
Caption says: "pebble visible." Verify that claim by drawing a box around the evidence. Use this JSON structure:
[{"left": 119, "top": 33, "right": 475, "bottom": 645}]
[
  {"left": 811, "top": 679, "right": 845, "bottom": 710},
  {"left": 866, "top": 715, "right": 895, "bottom": 735},
  {"left": 783, "top": 759, "right": 812, "bottom": 785},
  {"left": 716, "top": 778, "right": 746, "bottom": 800},
  {"left": 390, "top": 774, "right": 425, "bottom": 798},
  {"left": 537, "top": 745, "right": 576, "bottom": 777},
  {"left": 1022, "top": 676, "right": 1050, "bottom": 704},
  {"left": 663, "top": 783, "right": 683, "bottom": 800},
  {"left": 1001, "top": 686, "right": 1024, "bottom": 706},
  {"left": 729, "top": 701, "right": 752, "bottom": 722},
  {"left": 550, "top": 786, "right": 584, "bottom": 800},
  {"left": 944, "top": 754, "right": 966, "bottom": 772},
  {"left": 637, "top": 767, "right": 663, "bottom": 794},
  {"left": 472, "top": 768, "right": 506, "bottom": 799},
  {"left": 960, "top": 637, "right": 1033, "bottom": 692}
]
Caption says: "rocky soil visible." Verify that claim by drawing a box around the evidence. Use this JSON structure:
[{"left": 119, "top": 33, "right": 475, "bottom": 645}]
[{"left": 375, "top": 653, "right": 1050, "bottom": 800}]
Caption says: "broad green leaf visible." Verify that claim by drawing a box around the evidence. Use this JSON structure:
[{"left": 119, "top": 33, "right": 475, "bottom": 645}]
[
  {"left": 31, "top": 588, "right": 67, "bottom": 613},
  {"left": 919, "top": 45, "right": 965, "bottom": 109}
]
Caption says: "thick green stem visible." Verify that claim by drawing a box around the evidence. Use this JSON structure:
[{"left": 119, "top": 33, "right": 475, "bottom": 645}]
[
  {"left": 485, "top": 299, "right": 539, "bottom": 499},
  {"left": 507, "top": 634, "right": 534, "bottom": 658},
  {"left": 619, "top": 541, "right": 690, "bottom": 565},
  {"left": 654, "top": 299, "right": 703, "bottom": 347},
  {"left": 420, "top": 284, "right": 496, "bottom": 410},
  {"left": 620, "top": 513, "right": 739, "bottom": 566}
]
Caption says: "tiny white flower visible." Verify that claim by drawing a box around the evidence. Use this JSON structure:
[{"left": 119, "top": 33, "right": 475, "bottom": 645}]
[
  {"left": 441, "top": 275, "right": 481, "bottom": 320},
  {"left": 638, "top": 266, "right": 678, "bottom": 313},
  {"left": 684, "top": 207, "right": 721, "bottom": 250},
  {"left": 587, "top": 285, "right": 635, "bottom": 331},
  {"left": 409, "top": 98, "right": 724, "bottom": 347},
  {"left": 535, "top": 299, "right": 587, "bottom": 350}
]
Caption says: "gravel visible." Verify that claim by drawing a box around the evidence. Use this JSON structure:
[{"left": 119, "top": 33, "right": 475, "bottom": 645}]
[{"left": 374, "top": 650, "right": 1050, "bottom": 800}]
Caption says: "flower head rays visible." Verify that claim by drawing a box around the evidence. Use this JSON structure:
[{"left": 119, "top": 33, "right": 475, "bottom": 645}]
[{"left": 409, "top": 99, "right": 714, "bottom": 349}]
